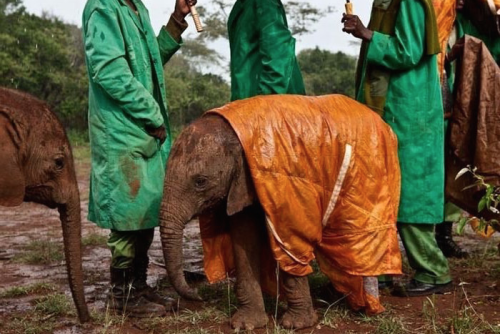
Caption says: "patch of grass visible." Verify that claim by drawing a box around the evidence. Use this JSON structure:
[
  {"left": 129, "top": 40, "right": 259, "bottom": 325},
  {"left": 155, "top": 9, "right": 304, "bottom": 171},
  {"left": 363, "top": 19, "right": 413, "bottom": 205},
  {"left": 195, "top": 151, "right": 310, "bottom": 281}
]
[
  {"left": 265, "top": 325, "right": 297, "bottom": 334},
  {"left": 14, "top": 239, "right": 64, "bottom": 265},
  {"left": 451, "top": 307, "right": 500, "bottom": 334},
  {"left": 34, "top": 293, "right": 72, "bottom": 316},
  {"left": 2, "top": 315, "right": 57, "bottom": 334},
  {"left": 137, "top": 307, "right": 227, "bottom": 332},
  {"left": 82, "top": 232, "right": 107, "bottom": 247},
  {"left": 68, "top": 130, "right": 89, "bottom": 147},
  {"left": 72, "top": 144, "right": 91, "bottom": 162},
  {"left": 91, "top": 306, "right": 126, "bottom": 334},
  {"left": 198, "top": 281, "right": 237, "bottom": 317},
  {"left": 163, "top": 329, "right": 217, "bottom": 334},
  {"left": 320, "top": 305, "right": 351, "bottom": 329},
  {"left": 0, "top": 282, "right": 57, "bottom": 298},
  {"left": 176, "top": 307, "right": 227, "bottom": 325},
  {"left": 374, "top": 316, "right": 407, "bottom": 334}
]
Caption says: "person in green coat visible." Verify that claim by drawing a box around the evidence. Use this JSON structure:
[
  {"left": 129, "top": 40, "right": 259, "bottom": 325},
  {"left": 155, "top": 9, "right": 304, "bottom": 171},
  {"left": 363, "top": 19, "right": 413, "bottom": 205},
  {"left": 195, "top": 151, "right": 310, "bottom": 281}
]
[
  {"left": 342, "top": 0, "right": 453, "bottom": 296},
  {"left": 228, "top": 0, "right": 305, "bottom": 101},
  {"left": 436, "top": 0, "right": 500, "bottom": 258},
  {"left": 82, "top": 0, "right": 195, "bottom": 317}
]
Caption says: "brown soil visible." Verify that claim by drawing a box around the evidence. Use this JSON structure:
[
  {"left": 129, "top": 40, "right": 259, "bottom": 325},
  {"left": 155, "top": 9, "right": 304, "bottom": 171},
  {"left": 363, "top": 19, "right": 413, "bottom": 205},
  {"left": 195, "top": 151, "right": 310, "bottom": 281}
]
[{"left": 0, "top": 147, "right": 499, "bottom": 333}]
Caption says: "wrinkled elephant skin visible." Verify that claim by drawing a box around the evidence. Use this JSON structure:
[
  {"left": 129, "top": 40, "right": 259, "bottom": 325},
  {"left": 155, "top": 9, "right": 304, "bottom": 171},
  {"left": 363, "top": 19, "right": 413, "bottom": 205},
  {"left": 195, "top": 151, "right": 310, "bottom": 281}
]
[
  {"left": 0, "top": 87, "right": 90, "bottom": 323},
  {"left": 159, "top": 115, "right": 317, "bottom": 330}
]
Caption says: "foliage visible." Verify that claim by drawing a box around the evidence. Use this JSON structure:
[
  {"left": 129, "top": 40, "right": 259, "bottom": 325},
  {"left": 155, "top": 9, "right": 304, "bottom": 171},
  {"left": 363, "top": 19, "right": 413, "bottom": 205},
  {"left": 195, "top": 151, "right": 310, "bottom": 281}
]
[
  {"left": 298, "top": 48, "right": 357, "bottom": 97},
  {"left": 0, "top": 0, "right": 345, "bottom": 140},
  {"left": 0, "top": 0, "right": 88, "bottom": 130},
  {"left": 183, "top": 0, "right": 328, "bottom": 71},
  {"left": 164, "top": 55, "right": 230, "bottom": 133},
  {"left": 455, "top": 166, "right": 500, "bottom": 234}
]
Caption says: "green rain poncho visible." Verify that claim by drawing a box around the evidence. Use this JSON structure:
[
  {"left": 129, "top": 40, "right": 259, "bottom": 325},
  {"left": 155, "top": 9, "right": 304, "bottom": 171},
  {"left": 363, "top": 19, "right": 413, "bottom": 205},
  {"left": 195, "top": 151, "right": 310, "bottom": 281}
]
[
  {"left": 82, "top": 0, "right": 180, "bottom": 231},
  {"left": 228, "top": 0, "right": 305, "bottom": 101},
  {"left": 356, "top": 0, "right": 444, "bottom": 224}
]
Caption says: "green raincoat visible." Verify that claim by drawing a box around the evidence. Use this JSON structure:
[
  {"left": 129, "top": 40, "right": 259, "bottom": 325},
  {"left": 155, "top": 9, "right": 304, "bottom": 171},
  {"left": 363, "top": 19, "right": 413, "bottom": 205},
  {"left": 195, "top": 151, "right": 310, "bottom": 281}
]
[
  {"left": 83, "top": 0, "right": 179, "bottom": 231},
  {"left": 228, "top": 0, "right": 305, "bottom": 101},
  {"left": 356, "top": 0, "right": 444, "bottom": 224}
]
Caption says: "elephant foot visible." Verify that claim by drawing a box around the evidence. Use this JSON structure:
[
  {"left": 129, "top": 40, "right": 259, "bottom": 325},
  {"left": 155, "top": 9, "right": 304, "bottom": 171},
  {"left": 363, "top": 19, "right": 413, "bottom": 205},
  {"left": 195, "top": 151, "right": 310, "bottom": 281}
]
[
  {"left": 280, "top": 306, "right": 318, "bottom": 330},
  {"left": 231, "top": 307, "right": 268, "bottom": 331}
]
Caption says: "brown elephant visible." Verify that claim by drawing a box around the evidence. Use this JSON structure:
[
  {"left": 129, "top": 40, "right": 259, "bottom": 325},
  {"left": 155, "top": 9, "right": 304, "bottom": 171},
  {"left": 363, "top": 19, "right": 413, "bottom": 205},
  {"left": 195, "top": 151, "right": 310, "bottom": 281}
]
[
  {"left": 0, "top": 87, "right": 90, "bottom": 323},
  {"left": 160, "top": 95, "right": 401, "bottom": 330}
]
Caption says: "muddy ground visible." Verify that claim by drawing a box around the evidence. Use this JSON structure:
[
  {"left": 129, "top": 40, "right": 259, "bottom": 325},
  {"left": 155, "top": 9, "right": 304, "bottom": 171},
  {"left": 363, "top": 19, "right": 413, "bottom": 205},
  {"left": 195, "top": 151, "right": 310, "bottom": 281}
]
[{"left": 0, "top": 146, "right": 499, "bottom": 334}]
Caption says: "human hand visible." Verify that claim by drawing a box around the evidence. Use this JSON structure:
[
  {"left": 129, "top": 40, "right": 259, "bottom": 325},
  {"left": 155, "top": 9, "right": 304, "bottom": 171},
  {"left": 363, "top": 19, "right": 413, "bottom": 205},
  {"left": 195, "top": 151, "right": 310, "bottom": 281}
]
[
  {"left": 446, "top": 37, "right": 465, "bottom": 63},
  {"left": 146, "top": 124, "right": 167, "bottom": 145},
  {"left": 173, "top": 0, "right": 197, "bottom": 21},
  {"left": 342, "top": 14, "right": 373, "bottom": 41}
]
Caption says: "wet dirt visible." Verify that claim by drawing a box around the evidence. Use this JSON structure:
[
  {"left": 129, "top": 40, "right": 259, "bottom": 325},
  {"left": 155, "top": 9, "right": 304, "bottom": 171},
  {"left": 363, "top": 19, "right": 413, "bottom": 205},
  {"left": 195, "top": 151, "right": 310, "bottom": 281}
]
[{"left": 0, "top": 152, "right": 499, "bottom": 333}]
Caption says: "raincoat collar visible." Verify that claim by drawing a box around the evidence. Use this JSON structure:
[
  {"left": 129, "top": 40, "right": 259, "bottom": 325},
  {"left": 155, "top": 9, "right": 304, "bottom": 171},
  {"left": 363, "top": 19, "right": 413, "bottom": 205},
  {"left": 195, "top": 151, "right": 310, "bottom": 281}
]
[{"left": 118, "top": 0, "right": 145, "bottom": 34}]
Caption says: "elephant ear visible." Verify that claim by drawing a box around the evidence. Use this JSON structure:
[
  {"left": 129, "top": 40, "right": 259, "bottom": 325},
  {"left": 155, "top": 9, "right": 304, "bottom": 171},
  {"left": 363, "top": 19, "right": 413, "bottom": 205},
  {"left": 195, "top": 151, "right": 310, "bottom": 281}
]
[
  {"left": 0, "top": 111, "right": 25, "bottom": 206},
  {"left": 226, "top": 153, "right": 255, "bottom": 216}
]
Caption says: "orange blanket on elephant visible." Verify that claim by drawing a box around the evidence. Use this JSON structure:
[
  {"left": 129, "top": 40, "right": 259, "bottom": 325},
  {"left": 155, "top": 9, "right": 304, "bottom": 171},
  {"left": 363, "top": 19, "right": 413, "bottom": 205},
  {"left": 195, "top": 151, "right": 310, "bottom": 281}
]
[
  {"left": 432, "top": 0, "right": 457, "bottom": 81},
  {"left": 201, "top": 95, "right": 402, "bottom": 315}
]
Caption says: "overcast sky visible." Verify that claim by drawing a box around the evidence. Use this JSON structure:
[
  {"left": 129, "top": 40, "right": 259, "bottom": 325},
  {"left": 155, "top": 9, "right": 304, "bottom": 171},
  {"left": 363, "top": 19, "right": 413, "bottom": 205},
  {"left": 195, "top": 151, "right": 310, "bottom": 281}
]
[{"left": 22, "top": 0, "right": 372, "bottom": 58}]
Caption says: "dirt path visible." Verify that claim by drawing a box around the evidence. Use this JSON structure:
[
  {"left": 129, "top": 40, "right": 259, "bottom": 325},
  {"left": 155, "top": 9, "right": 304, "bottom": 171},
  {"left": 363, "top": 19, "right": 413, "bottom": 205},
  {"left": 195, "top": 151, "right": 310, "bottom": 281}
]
[{"left": 0, "top": 147, "right": 499, "bottom": 333}]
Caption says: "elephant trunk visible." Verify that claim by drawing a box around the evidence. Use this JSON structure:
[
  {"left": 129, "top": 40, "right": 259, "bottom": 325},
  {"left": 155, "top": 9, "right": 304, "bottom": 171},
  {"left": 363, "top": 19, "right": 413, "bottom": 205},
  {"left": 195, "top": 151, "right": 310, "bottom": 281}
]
[
  {"left": 159, "top": 193, "right": 202, "bottom": 301},
  {"left": 58, "top": 189, "right": 90, "bottom": 323}
]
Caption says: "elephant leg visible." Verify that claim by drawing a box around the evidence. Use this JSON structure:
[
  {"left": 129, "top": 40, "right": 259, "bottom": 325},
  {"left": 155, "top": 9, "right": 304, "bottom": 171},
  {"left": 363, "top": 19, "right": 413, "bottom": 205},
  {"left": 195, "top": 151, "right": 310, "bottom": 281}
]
[
  {"left": 229, "top": 206, "right": 268, "bottom": 331},
  {"left": 280, "top": 271, "right": 318, "bottom": 329}
]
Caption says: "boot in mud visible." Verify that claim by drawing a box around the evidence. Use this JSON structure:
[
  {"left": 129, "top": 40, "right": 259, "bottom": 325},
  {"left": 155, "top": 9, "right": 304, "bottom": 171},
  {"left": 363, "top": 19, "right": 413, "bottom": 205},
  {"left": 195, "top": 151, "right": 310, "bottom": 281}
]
[
  {"left": 436, "top": 222, "right": 468, "bottom": 259},
  {"left": 107, "top": 267, "right": 166, "bottom": 318},
  {"left": 133, "top": 256, "right": 178, "bottom": 312}
]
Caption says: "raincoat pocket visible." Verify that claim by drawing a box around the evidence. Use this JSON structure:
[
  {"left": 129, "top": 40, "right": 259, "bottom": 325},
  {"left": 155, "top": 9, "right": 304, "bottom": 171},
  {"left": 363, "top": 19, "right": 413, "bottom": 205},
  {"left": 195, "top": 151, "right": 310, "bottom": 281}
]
[{"left": 129, "top": 138, "right": 160, "bottom": 160}]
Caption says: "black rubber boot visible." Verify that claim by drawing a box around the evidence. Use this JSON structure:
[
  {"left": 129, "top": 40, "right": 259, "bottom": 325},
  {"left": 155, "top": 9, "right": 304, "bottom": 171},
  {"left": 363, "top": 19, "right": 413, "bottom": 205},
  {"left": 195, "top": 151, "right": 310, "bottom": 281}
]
[
  {"left": 133, "top": 255, "right": 178, "bottom": 312},
  {"left": 107, "top": 267, "right": 166, "bottom": 318},
  {"left": 435, "top": 222, "right": 468, "bottom": 258}
]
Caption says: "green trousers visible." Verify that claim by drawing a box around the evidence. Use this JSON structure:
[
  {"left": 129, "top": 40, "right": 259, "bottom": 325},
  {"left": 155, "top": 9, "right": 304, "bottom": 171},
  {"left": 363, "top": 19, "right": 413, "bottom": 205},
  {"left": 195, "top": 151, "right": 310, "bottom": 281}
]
[
  {"left": 381, "top": 223, "right": 451, "bottom": 284},
  {"left": 107, "top": 228, "right": 155, "bottom": 269}
]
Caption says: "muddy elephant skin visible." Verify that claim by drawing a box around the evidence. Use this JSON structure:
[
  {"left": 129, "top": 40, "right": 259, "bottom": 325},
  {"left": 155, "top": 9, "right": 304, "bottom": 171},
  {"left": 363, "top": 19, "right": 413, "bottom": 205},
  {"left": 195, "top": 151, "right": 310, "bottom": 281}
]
[
  {"left": 160, "top": 114, "right": 320, "bottom": 330},
  {"left": 0, "top": 87, "right": 90, "bottom": 323}
]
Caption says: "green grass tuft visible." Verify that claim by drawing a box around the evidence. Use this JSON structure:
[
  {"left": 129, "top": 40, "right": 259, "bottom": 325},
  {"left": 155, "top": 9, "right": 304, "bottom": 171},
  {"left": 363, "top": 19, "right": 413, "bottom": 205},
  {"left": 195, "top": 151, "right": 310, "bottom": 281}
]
[
  {"left": 34, "top": 293, "right": 72, "bottom": 316},
  {"left": 0, "top": 282, "right": 57, "bottom": 298},
  {"left": 82, "top": 232, "right": 107, "bottom": 247},
  {"left": 14, "top": 239, "right": 64, "bottom": 265}
]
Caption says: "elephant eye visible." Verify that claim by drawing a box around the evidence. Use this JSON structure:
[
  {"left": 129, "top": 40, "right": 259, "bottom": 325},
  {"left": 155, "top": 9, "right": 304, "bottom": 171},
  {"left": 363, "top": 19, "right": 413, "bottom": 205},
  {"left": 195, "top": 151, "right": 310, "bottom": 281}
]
[
  {"left": 54, "top": 157, "right": 65, "bottom": 170},
  {"left": 194, "top": 176, "right": 208, "bottom": 189}
]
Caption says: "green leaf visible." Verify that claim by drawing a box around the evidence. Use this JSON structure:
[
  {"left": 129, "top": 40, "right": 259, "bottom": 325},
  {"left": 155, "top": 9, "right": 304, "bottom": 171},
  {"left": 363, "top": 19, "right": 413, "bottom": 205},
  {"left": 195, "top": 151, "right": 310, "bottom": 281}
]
[
  {"left": 457, "top": 217, "right": 468, "bottom": 235},
  {"left": 478, "top": 197, "right": 487, "bottom": 212}
]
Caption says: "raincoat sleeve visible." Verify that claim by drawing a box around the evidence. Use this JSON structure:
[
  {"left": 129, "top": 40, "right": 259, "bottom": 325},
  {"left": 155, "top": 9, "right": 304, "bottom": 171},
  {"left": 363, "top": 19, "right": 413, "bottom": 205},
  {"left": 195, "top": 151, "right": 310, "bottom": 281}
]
[
  {"left": 84, "top": 8, "right": 164, "bottom": 129},
  {"left": 366, "top": 0, "right": 426, "bottom": 71},
  {"left": 158, "top": 16, "right": 186, "bottom": 65},
  {"left": 256, "top": 0, "right": 296, "bottom": 95}
]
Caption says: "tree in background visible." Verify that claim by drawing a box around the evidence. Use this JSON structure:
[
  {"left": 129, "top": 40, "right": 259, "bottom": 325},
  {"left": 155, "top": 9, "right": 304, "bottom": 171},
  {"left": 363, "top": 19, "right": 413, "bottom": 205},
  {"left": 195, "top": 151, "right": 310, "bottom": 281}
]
[
  {"left": 298, "top": 48, "right": 357, "bottom": 97},
  {"left": 0, "top": 0, "right": 356, "bottom": 140},
  {"left": 0, "top": 0, "right": 88, "bottom": 133},
  {"left": 163, "top": 55, "right": 230, "bottom": 134}
]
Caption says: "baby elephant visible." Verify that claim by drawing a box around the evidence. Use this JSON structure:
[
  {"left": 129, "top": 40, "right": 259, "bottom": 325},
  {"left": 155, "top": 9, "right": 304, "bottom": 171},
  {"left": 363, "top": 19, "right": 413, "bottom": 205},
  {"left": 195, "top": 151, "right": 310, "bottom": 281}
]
[
  {"left": 159, "top": 94, "right": 402, "bottom": 330},
  {"left": 0, "top": 87, "right": 89, "bottom": 323}
]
